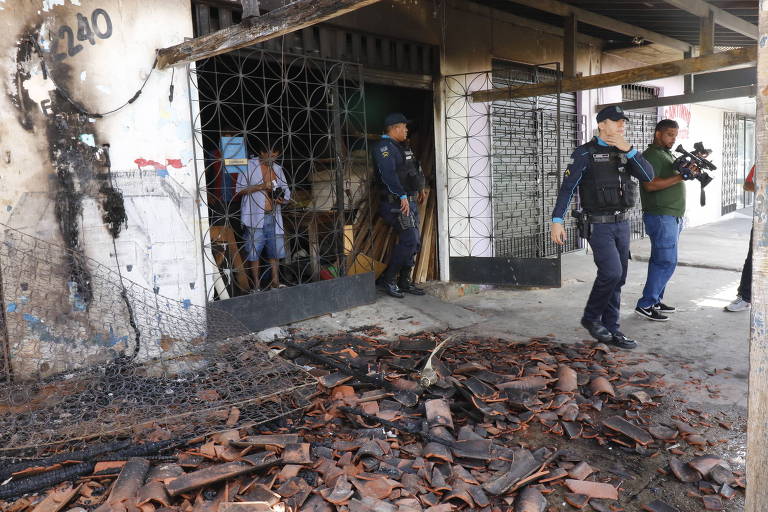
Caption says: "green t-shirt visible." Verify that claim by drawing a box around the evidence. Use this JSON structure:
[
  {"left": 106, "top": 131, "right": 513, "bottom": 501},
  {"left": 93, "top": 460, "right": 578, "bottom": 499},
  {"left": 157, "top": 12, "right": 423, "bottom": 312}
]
[{"left": 640, "top": 143, "right": 685, "bottom": 217}]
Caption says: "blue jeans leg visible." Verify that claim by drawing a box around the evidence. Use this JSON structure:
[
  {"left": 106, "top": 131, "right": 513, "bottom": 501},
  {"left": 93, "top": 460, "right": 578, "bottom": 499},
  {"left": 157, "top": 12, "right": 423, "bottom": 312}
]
[
  {"left": 637, "top": 214, "right": 681, "bottom": 309},
  {"left": 583, "top": 221, "right": 629, "bottom": 333}
]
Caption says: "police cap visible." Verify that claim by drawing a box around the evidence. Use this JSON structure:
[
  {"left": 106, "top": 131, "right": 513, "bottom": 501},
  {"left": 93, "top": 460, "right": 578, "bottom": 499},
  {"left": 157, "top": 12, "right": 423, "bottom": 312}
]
[
  {"left": 383, "top": 112, "right": 409, "bottom": 127},
  {"left": 596, "top": 105, "right": 629, "bottom": 123}
]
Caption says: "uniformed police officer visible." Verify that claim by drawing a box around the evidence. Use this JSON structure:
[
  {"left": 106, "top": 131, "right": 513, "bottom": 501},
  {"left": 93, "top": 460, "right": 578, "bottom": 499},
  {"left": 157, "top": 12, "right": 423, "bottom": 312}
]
[
  {"left": 550, "top": 105, "right": 655, "bottom": 349},
  {"left": 372, "top": 113, "right": 427, "bottom": 298}
]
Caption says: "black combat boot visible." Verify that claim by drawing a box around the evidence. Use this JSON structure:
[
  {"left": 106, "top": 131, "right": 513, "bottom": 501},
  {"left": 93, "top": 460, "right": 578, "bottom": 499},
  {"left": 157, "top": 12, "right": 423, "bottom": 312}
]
[
  {"left": 376, "top": 267, "right": 405, "bottom": 298},
  {"left": 398, "top": 267, "right": 426, "bottom": 296}
]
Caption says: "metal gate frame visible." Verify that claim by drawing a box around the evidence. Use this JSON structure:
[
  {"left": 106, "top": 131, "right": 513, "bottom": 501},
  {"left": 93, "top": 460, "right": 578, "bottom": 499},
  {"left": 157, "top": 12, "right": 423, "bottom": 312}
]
[
  {"left": 443, "top": 62, "right": 583, "bottom": 287},
  {"left": 187, "top": 48, "right": 376, "bottom": 328}
]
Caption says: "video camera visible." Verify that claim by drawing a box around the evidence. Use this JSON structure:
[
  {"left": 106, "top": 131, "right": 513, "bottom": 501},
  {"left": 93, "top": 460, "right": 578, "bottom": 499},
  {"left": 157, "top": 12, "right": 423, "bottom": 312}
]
[{"left": 674, "top": 142, "right": 716, "bottom": 189}]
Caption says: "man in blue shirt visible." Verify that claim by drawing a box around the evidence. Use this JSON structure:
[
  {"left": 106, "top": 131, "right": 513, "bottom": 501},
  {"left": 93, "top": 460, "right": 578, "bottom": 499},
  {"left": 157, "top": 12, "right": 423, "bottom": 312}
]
[
  {"left": 551, "top": 106, "right": 654, "bottom": 349},
  {"left": 372, "top": 113, "right": 427, "bottom": 298}
]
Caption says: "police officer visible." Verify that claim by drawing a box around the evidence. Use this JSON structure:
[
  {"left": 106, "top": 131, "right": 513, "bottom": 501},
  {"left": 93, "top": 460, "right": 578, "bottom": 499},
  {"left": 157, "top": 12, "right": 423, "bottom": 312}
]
[
  {"left": 550, "top": 106, "right": 655, "bottom": 349},
  {"left": 372, "top": 113, "right": 427, "bottom": 298}
]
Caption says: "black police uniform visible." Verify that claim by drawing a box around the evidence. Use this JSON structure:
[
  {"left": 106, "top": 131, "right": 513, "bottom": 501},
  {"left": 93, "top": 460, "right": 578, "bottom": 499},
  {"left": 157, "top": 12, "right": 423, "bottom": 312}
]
[
  {"left": 552, "top": 129, "right": 654, "bottom": 345},
  {"left": 372, "top": 134, "right": 425, "bottom": 297}
]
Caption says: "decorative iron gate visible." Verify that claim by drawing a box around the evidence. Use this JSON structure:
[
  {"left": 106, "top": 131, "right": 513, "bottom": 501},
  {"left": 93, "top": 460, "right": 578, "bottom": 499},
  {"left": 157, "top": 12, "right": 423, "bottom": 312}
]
[
  {"left": 722, "top": 112, "right": 739, "bottom": 215},
  {"left": 444, "top": 63, "right": 583, "bottom": 286},
  {"left": 188, "top": 49, "right": 371, "bottom": 300}
]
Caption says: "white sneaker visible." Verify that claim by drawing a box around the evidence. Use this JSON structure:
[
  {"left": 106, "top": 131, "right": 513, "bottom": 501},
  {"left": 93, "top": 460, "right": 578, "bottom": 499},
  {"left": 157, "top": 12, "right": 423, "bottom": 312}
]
[{"left": 725, "top": 297, "right": 750, "bottom": 312}]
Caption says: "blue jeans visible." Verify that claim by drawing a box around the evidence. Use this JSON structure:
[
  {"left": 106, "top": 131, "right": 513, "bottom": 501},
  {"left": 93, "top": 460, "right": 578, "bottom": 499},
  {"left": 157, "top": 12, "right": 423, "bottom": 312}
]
[
  {"left": 244, "top": 213, "right": 286, "bottom": 261},
  {"left": 636, "top": 213, "right": 683, "bottom": 309},
  {"left": 583, "top": 220, "right": 630, "bottom": 333}
]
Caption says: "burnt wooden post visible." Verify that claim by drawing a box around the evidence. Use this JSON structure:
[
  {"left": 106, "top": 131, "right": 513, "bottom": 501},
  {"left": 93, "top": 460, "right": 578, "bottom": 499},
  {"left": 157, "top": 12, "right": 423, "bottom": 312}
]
[
  {"left": 563, "top": 13, "right": 577, "bottom": 78},
  {"left": 747, "top": 6, "right": 768, "bottom": 511},
  {"left": 241, "top": 0, "right": 260, "bottom": 18}
]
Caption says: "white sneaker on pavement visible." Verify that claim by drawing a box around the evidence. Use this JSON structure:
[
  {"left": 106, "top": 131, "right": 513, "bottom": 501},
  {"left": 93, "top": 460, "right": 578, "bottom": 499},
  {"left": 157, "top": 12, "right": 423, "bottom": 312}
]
[{"left": 725, "top": 297, "right": 750, "bottom": 312}]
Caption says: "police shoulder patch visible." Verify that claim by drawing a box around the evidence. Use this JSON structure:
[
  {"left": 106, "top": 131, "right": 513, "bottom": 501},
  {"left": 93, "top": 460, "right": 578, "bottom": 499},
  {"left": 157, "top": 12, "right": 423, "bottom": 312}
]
[{"left": 564, "top": 169, "right": 571, "bottom": 177}]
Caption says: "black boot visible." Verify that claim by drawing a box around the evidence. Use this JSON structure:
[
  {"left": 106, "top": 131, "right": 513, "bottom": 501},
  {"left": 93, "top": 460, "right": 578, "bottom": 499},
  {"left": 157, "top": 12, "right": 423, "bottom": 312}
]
[
  {"left": 376, "top": 267, "right": 405, "bottom": 298},
  {"left": 398, "top": 267, "right": 426, "bottom": 296}
]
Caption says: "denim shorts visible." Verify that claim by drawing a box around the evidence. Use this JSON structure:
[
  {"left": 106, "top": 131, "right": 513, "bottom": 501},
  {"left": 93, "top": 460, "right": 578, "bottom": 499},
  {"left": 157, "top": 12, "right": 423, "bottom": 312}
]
[{"left": 245, "top": 213, "right": 286, "bottom": 261}]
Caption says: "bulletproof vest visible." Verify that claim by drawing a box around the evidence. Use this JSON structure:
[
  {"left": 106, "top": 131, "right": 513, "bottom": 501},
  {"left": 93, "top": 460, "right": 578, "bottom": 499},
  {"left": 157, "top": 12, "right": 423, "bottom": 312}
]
[
  {"left": 396, "top": 143, "right": 425, "bottom": 194},
  {"left": 578, "top": 139, "right": 638, "bottom": 214}
]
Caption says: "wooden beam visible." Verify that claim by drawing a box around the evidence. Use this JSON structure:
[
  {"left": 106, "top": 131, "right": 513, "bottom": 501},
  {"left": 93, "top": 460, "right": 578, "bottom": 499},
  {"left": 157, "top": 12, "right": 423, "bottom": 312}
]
[
  {"left": 747, "top": 6, "right": 768, "bottom": 512},
  {"left": 595, "top": 85, "right": 755, "bottom": 111},
  {"left": 699, "top": 8, "right": 715, "bottom": 56},
  {"left": 563, "top": 13, "right": 577, "bottom": 78},
  {"left": 471, "top": 46, "right": 756, "bottom": 103},
  {"left": 662, "top": 0, "right": 758, "bottom": 40},
  {"left": 501, "top": 0, "right": 691, "bottom": 52},
  {"left": 157, "top": 0, "right": 382, "bottom": 69}
]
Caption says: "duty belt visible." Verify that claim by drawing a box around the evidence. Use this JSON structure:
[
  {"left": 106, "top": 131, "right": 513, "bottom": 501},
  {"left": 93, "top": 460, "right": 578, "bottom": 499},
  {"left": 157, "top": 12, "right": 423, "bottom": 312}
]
[
  {"left": 588, "top": 212, "right": 627, "bottom": 224},
  {"left": 389, "top": 193, "right": 418, "bottom": 202}
]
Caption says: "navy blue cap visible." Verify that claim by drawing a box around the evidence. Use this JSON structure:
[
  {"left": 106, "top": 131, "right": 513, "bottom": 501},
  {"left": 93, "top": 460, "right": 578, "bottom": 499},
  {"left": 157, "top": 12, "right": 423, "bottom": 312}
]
[
  {"left": 383, "top": 112, "right": 409, "bottom": 127},
  {"left": 596, "top": 105, "right": 629, "bottom": 122}
]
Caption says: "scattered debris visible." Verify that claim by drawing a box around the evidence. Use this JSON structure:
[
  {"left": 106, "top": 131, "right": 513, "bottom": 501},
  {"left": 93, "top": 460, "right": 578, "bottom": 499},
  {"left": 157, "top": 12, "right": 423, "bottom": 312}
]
[{"left": 0, "top": 330, "right": 745, "bottom": 511}]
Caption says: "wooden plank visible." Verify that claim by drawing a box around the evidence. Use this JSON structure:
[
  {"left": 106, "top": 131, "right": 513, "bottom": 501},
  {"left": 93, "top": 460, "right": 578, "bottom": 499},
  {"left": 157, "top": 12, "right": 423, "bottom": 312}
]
[
  {"left": 747, "top": 8, "right": 768, "bottom": 512},
  {"left": 157, "top": 0, "right": 383, "bottom": 69},
  {"left": 472, "top": 46, "right": 756, "bottom": 103},
  {"left": 662, "top": 0, "right": 758, "bottom": 39},
  {"left": 501, "top": 0, "right": 690, "bottom": 51},
  {"left": 595, "top": 85, "right": 756, "bottom": 112},
  {"left": 700, "top": 8, "right": 715, "bottom": 57},
  {"left": 563, "top": 13, "right": 577, "bottom": 78}
]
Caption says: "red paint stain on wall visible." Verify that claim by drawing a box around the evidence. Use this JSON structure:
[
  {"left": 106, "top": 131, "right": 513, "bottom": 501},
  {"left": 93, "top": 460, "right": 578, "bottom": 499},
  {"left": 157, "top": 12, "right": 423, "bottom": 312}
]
[{"left": 134, "top": 158, "right": 167, "bottom": 171}]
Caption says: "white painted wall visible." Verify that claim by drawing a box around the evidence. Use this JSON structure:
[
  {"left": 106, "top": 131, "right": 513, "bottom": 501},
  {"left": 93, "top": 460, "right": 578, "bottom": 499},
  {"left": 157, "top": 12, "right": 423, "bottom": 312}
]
[{"left": 0, "top": 0, "right": 201, "bottom": 377}]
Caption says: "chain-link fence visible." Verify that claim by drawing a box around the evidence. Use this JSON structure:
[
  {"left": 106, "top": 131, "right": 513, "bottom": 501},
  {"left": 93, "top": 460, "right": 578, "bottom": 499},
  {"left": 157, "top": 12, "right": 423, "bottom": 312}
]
[{"left": 0, "top": 225, "right": 315, "bottom": 452}]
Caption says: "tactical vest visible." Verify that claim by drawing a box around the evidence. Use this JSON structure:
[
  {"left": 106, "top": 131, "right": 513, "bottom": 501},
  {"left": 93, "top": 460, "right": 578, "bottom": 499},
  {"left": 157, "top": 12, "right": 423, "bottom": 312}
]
[
  {"left": 376, "top": 139, "right": 424, "bottom": 195},
  {"left": 579, "top": 140, "right": 638, "bottom": 214},
  {"left": 397, "top": 144, "right": 425, "bottom": 194}
]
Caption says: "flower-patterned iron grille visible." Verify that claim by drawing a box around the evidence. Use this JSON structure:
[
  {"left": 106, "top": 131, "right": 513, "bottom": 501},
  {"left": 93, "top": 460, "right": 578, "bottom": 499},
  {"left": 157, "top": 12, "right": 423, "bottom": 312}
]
[{"left": 188, "top": 49, "right": 371, "bottom": 299}]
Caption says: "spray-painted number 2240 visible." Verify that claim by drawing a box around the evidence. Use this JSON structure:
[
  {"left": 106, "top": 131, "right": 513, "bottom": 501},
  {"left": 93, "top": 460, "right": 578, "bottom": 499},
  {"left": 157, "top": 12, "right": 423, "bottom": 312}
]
[{"left": 47, "top": 8, "right": 113, "bottom": 62}]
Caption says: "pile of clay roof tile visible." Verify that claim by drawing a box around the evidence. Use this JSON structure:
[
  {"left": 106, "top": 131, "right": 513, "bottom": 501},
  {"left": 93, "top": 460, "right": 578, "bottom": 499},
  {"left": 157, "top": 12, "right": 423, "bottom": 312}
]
[{"left": 0, "top": 331, "right": 744, "bottom": 512}]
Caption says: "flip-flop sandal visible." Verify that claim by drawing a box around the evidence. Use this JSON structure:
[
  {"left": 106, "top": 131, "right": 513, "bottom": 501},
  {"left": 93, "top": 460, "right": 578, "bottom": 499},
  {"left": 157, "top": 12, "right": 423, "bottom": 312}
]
[{"left": 272, "top": 284, "right": 287, "bottom": 289}]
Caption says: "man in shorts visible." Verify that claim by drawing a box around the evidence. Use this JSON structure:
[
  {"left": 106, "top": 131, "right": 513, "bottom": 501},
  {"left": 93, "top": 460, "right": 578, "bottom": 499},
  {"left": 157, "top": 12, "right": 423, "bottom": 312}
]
[{"left": 235, "top": 147, "right": 290, "bottom": 291}]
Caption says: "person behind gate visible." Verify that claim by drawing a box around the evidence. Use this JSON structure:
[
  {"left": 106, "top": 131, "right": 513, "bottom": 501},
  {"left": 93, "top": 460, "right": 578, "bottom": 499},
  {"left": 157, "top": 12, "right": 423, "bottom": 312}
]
[
  {"left": 634, "top": 119, "right": 690, "bottom": 321},
  {"left": 372, "top": 112, "right": 428, "bottom": 299},
  {"left": 550, "top": 105, "right": 654, "bottom": 349}
]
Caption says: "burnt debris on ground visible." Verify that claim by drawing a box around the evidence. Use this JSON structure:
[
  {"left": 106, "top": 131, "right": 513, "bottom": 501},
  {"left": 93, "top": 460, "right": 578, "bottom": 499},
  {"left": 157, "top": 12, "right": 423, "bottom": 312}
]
[{"left": 0, "top": 329, "right": 746, "bottom": 511}]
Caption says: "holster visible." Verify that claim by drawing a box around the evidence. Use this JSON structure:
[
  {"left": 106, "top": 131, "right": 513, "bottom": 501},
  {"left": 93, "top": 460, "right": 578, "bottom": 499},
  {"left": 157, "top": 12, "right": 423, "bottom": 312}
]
[{"left": 572, "top": 210, "right": 591, "bottom": 239}]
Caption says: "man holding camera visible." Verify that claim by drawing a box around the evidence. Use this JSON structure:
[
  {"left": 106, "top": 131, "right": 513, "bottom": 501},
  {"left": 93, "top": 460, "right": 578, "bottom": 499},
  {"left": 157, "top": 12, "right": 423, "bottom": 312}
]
[
  {"left": 372, "top": 112, "right": 427, "bottom": 298},
  {"left": 634, "top": 119, "right": 692, "bottom": 321},
  {"left": 235, "top": 147, "right": 291, "bottom": 291},
  {"left": 551, "top": 106, "right": 654, "bottom": 349}
]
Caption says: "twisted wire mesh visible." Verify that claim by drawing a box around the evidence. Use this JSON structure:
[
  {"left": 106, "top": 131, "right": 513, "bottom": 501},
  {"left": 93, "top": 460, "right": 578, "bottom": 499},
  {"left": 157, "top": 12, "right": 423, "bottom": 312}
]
[
  {"left": 188, "top": 49, "right": 371, "bottom": 299},
  {"left": 0, "top": 225, "right": 315, "bottom": 452}
]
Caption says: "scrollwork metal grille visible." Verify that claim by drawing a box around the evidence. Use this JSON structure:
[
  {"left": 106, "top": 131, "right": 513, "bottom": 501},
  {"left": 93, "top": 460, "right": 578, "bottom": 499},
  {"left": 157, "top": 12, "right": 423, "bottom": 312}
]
[
  {"left": 188, "top": 49, "right": 371, "bottom": 300},
  {"left": 444, "top": 63, "right": 583, "bottom": 262}
]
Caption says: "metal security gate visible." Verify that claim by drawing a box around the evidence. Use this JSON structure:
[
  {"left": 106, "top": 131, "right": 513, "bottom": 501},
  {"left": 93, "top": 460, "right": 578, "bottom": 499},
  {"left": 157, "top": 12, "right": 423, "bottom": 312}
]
[
  {"left": 444, "top": 62, "right": 583, "bottom": 287},
  {"left": 188, "top": 49, "right": 372, "bottom": 311},
  {"left": 722, "top": 112, "right": 739, "bottom": 215},
  {"left": 622, "top": 84, "right": 659, "bottom": 239}
]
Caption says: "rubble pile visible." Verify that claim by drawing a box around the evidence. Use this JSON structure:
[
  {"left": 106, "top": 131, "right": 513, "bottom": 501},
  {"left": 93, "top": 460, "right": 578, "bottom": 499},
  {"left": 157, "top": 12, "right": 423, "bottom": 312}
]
[{"left": 0, "top": 331, "right": 744, "bottom": 512}]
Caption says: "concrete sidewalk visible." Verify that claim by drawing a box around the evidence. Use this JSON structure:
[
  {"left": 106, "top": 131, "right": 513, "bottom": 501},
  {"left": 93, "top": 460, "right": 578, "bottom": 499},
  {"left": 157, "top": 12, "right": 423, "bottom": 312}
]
[{"left": 630, "top": 207, "right": 753, "bottom": 271}]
